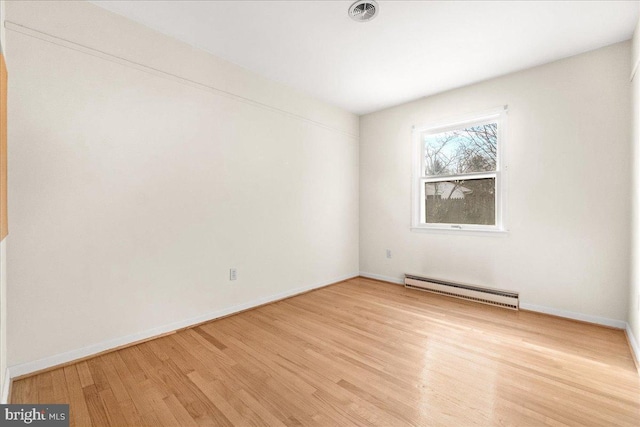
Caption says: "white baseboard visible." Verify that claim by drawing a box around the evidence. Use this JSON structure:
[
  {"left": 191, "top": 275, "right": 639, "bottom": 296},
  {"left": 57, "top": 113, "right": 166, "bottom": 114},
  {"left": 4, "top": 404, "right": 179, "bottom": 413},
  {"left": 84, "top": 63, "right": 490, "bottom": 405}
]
[
  {"left": 8, "top": 273, "right": 358, "bottom": 379},
  {"left": 360, "top": 271, "right": 627, "bottom": 329},
  {"left": 519, "top": 302, "right": 626, "bottom": 329},
  {"left": 359, "top": 271, "right": 404, "bottom": 285},
  {"left": 1, "top": 368, "right": 10, "bottom": 404},
  {"left": 625, "top": 323, "right": 640, "bottom": 372},
  {"left": 7, "top": 271, "right": 634, "bottom": 385}
]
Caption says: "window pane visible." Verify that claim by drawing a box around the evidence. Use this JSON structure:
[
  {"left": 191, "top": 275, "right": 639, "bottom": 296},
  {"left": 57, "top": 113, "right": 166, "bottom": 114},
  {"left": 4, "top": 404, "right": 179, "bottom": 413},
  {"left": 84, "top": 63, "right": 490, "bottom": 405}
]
[
  {"left": 425, "top": 178, "right": 495, "bottom": 225},
  {"left": 423, "top": 123, "right": 497, "bottom": 176}
]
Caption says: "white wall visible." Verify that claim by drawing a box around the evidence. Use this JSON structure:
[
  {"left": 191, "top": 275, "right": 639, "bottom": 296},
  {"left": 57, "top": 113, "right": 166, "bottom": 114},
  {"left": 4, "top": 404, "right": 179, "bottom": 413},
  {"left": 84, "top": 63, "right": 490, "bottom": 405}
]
[
  {"left": 0, "top": 0, "right": 4, "bottom": 50},
  {"left": 6, "top": 1, "right": 359, "bottom": 369},
  {"left": 0, "top": 239, "right": 5, "bottom": 399},
  {"left": 629, "top": 18, "right": 640, "bottom": 361},
  {"left": 0, "top": 0, "right": 8, "bottom": 400},
  {"left": 360, "top": 42, "right": 632, "bottom": 324}
]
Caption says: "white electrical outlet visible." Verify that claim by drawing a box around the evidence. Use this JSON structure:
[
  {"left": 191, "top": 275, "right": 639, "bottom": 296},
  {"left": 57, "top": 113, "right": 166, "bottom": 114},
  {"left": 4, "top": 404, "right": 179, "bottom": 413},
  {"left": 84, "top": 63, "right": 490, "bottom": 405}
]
[
  {"left": 386, "top": 249, "right": 392, "bottom": 259},
  {"left": 230, "top": 268, "right": 237, "bottom": 281}
]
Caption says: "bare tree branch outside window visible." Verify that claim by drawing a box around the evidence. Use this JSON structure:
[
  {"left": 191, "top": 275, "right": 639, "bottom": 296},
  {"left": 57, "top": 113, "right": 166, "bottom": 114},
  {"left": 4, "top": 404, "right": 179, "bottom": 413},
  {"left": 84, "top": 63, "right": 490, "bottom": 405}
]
[{"left": 423, "top": 123, "right": 497, "bottom": 225}]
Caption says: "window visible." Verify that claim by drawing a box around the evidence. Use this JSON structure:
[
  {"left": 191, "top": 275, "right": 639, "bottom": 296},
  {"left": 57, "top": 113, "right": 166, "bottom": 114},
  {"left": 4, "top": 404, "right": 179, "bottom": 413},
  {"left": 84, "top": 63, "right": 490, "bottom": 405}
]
[{"left": 411, "top": 107, "right": 507, "bottom": 232}]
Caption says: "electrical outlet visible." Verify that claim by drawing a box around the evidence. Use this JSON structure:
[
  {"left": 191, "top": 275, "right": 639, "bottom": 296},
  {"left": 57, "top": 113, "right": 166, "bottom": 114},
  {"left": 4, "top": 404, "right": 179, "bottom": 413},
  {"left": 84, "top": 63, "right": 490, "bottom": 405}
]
[
  {"left": 386, "top": 249, "right": 392, "bottom": 259},
  {"left": 230, "top": 268, "right": 237, "bottom": 281}
]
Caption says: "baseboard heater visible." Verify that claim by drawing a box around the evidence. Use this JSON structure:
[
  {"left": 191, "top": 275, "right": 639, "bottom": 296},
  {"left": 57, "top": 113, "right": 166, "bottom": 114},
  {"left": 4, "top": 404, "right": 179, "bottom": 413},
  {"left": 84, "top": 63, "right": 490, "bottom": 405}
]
[{"left": 404, "top": 274, "right": 519, "bottom": 310}]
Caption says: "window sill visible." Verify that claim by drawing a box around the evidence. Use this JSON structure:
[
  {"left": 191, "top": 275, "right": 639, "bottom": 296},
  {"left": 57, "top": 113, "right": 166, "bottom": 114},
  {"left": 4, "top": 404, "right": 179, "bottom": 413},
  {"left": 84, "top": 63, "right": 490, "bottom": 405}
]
[{"left": 410, "top": 226, "right": 509, "bottom": 237}]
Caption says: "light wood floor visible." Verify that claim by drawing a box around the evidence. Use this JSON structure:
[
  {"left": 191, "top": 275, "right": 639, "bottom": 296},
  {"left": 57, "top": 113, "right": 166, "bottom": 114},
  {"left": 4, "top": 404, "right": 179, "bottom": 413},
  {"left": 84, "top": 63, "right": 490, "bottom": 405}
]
[{"left": 11, "top": 277, "right": 640, "bottom": 426}]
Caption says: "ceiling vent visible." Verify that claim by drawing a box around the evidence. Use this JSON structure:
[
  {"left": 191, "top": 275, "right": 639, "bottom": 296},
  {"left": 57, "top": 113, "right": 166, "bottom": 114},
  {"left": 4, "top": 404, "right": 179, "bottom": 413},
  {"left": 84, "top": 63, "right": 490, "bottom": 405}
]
[{"left": 349, "top": 0, "right": 379, "bottom": 23}]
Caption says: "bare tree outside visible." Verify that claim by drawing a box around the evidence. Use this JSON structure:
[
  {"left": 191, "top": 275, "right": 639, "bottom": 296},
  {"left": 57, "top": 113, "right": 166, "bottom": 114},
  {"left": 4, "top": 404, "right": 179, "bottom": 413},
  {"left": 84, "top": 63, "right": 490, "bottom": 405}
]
[{"left": 423, "top": 123, "right": 497, "bottom": 225}]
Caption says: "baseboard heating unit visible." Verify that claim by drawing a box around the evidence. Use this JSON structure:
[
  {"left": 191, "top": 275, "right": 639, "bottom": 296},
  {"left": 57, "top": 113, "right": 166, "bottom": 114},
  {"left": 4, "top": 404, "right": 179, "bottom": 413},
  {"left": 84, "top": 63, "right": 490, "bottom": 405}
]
[{"left": 404, "top": 274, "right": 519, "bottom": 310}]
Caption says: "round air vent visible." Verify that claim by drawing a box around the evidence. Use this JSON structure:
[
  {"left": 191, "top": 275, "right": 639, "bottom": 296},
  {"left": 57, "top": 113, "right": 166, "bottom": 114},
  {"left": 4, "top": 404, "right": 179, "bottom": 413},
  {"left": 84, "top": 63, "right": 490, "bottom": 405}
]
[{"left": 348, "top": 0, "right": 379, "bottom": 23}]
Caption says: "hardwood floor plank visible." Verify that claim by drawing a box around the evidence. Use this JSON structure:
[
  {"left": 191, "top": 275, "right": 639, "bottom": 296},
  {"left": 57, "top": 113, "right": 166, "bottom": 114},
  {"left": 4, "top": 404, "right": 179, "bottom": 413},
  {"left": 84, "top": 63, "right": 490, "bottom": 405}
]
[
  {"left": 36, "top": 372, "right": 54, "bottom": 403},
  {"left": 98, "top": 388, "right": 130, "bottom": 427},
  {"left": 193, "top": 327, "right": 227, "bottom": 351},
  {"left": 161, "top": 394, "right": 199, "bottom": 427},
  {"left": 135, "top": 344, "right": 234, "bottom": 426},
  {"left": 50, "top": 368, "right": 70, "bottom": 405},
  {"left": 114, "top": 348, "right": 147, "bottom": 384},
  {"left": 10, "top": 278, "right": 640, "bottom": 426},
  {"left": 63, "top": 365, "right": 93, "bottom": 427},
  {"left": 86, "top": 359, "right": 111, "bottom": 393},
  {"left": 83, "top": 384, "right": 110, "bottom": 427},
  {"left": 187, "top": 371, "right": 261, "bottom": 427},
  {"left": 136, "top": 382, "right": 184, "bottom": 427},
  {"left": 10, "top": 375, "right": 38, "bottom": 404},
  {"left": 75, "top": 361, "right": 94, "bottom": 388}
]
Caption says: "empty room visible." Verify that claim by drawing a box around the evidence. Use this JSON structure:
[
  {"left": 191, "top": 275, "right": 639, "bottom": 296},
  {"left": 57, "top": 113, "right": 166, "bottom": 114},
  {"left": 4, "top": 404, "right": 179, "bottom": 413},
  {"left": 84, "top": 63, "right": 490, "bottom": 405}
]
[{"left": 1, "top": 0, "right": 640, "bottom": 425}]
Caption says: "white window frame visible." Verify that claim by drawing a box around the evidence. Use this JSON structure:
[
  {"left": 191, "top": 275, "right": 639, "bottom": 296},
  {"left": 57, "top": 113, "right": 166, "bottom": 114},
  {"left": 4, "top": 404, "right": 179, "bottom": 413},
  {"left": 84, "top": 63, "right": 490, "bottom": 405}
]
[{"left": 411, "top": 106, "right": 508, "bottom": 234}]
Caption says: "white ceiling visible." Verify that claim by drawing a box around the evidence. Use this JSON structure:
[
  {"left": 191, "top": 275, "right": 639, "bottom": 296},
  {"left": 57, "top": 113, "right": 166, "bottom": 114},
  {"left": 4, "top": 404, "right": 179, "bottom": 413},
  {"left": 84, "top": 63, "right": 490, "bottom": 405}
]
[{"left": 91, "top": 1, "right": 639, "bottom": 115}]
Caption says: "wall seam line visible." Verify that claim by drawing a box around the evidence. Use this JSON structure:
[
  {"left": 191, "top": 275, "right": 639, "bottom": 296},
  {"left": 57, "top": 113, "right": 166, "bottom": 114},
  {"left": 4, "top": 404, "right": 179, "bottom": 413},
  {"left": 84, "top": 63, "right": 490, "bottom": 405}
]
[{"left": 4, "top": 20, "right": 358, "bottom": 139}]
